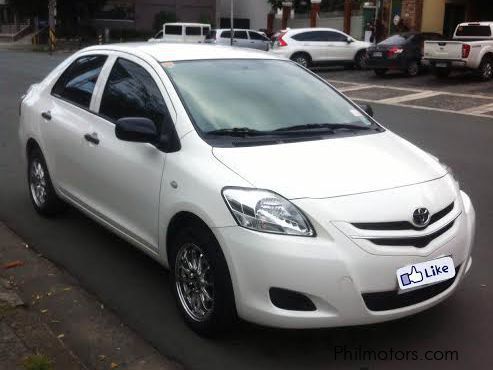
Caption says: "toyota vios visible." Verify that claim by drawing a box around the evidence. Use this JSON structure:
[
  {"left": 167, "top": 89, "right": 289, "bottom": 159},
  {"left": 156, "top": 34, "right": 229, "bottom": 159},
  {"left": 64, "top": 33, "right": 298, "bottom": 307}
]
[{"left": 19, "top": 43, "right": 475, "bottom": 336}]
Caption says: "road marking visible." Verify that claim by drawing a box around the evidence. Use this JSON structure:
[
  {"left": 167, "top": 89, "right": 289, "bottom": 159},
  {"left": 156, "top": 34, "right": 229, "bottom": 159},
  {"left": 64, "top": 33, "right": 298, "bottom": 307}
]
[
  {"left": 377, "top": 91, "right": 442, "bottom": 104},
  {"left": 325, "top": 79, "right": 493, "bottom": 118},
  {"left": 461, "top": 102, "right": 493, "bottom": 115},
  {"left": 338, "top": 84, "right": 375, "bottom": 92}
]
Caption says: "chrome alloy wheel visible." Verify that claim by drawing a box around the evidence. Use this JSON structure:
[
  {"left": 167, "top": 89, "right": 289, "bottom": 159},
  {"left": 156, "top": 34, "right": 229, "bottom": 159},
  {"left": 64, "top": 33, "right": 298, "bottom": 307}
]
[
  {"left": 29, "top": 159, "right": 47, "bottom": 207},
  {"left": 175, "top": 243, "right": 214, "bottom": 322},
  {"left": 483, "top": 62, "right": 493, "bottom": 80}
]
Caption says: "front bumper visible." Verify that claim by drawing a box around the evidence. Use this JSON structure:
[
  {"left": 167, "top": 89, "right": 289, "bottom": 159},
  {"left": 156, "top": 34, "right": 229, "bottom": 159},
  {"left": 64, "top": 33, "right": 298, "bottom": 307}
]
[{"left": 213, "top": 190, "right": 475, "bottom": 329}]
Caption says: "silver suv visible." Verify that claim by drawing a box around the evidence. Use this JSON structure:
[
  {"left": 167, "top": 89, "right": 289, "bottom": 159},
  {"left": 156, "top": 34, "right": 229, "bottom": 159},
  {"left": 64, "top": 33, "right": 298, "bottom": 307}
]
[{"left": 205, "top": 29, "right": 270, "bottom": 51}]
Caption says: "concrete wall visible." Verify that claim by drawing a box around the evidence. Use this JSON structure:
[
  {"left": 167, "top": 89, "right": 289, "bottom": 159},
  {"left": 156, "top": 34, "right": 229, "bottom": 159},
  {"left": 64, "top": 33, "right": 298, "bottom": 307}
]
[
  {"left": 135, "top": 0, "right": 216, "bottom": 31},
  {"left": 217, "top": 0, "right": 271, "bottom": 30},
  {"left": 421, "top": 0, "right": 445, "bottom": 33}
]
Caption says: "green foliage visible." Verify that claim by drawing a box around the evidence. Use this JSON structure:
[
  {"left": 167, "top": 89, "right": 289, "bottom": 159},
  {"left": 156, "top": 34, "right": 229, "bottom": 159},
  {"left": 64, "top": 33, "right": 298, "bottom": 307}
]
[
  {"left": 153, "top": 11, "right": 178, "bottom": 32},
  {"left": 23, "top": 354, "right": 53, "bottom": 370}
]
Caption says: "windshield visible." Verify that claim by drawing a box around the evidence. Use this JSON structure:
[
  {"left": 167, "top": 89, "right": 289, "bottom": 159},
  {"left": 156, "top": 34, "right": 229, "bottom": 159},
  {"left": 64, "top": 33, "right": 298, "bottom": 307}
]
[
  {"left": 379, "top": 34, "right": 414, "bottom": 45},
  {"left": 162, "top": 59, "right": 373, "bottom": 135}
]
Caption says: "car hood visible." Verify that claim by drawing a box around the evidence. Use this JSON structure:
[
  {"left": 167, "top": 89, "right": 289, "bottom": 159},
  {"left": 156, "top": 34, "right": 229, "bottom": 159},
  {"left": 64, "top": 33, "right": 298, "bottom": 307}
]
[{"left": 212, "top": 131, "right": 446, "bottom": 199}]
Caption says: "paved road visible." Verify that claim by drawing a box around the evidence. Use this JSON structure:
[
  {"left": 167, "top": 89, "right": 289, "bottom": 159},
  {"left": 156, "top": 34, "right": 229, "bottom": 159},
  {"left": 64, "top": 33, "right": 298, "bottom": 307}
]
[{"left": 1, "top": 51, "right": 492, "bottom": 370}]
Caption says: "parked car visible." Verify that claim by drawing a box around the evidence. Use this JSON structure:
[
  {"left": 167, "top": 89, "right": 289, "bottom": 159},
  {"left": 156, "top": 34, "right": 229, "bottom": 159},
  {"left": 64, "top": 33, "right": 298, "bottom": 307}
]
[
  {"left": 148, "top": 23, "right": 211, "bottom": 43},
  {"left": 270, "top": 27, "right": 371, "bottom": 69},
  {"left": 19, "top": 43, "right": 474, "bottom": 336},
  {"left": 424, "top": 22, "right": 493, "bottom": 80},
  {"left": 204, "top": 29, "right": 270, "bottom": 51},
  {"left": 367, "top": 32, "right": 444, "bottom": 77}
]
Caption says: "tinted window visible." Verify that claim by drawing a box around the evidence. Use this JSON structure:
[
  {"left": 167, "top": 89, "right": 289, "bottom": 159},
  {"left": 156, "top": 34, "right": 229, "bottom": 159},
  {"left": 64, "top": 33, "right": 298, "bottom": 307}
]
[
  {"left": 249, "top": 31, "right": 268, "bottom": 41},
  {"left": 99, "top": 59, "right": 169, "bottom": 131},
  {"left": 326, "top": 31, "right": 348, "bottom": 42},
  {"left": 456, "top": 25, "right": 492, "bottom": 37},
  {"left": 221, "top": 30, "right": 231, "bottom": 38},
  {"left": 203, "top": 26, "right": 210, "bottom": 35},
  {"left": 292, "top": 31, "right": 341, "bottom": 42},
  {"left": 234, "top": 30, "right": 248, "bottom": 39},
  {"left": 52, "top": 55, "right": 107, "bottom": 108},
  {"left": 165, "top": 25, "right": 182, "bottom": 35},
  {"left": 186, "top": 26, "right": 201, "bottom": 36}
]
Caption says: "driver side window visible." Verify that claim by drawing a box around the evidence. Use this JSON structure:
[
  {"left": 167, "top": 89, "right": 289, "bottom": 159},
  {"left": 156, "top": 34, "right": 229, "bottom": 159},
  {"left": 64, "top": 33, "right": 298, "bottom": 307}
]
[{"left": 99, "top": 58, "right": 170, "bottom": 132}]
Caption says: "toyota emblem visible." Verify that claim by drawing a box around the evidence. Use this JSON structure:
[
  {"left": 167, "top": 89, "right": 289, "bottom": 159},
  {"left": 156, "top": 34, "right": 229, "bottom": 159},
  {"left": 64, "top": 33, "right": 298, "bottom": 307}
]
[{"left": 413, "top": 208, "right": 430, "bottom": 227}]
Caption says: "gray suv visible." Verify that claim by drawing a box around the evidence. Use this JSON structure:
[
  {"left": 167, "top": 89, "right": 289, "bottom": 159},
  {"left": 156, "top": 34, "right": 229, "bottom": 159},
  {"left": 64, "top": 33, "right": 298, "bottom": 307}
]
[{"left": 205, "top": 29, "right": 270, "bottom": 51}]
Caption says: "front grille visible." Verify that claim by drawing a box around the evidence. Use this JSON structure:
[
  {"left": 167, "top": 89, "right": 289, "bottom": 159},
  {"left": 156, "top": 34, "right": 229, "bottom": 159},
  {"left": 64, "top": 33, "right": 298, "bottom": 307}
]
[
  {"left": 352, "top": 202, "right": 454, "bottom": 231},
  {"left": 369, "top": 220, "right": 455, "bottom": 248},
  {"left": 362, "top": 265, "right": 460, "bottom": 311}
]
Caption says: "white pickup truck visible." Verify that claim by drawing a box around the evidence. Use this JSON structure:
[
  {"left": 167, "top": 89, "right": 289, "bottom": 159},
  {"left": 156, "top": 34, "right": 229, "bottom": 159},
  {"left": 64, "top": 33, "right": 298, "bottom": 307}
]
[{"left": 424, "top": 22, "right": 493, "bottom": 80}]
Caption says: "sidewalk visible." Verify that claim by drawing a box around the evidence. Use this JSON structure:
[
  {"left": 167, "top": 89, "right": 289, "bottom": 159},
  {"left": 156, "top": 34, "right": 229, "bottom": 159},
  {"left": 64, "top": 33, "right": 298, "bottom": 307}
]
[{"left": 0, "top": 222, "right": 181, "bottom": 370}]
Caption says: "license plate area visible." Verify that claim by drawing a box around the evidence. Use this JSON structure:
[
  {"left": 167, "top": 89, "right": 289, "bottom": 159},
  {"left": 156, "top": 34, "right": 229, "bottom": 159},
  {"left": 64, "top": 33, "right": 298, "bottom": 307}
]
[
  {"left": 435, "top": 62, "right": 449, "bottom": 68},
  {"left": 396, "top": 256, "right": 455, "bottom": 291},
  {"left": 373, "top": 51, "right": 383, "bottom": 57}
]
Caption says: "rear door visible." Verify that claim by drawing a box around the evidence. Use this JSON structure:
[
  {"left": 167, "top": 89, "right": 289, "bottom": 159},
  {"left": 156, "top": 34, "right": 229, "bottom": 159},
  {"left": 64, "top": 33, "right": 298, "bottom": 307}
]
[
  {"left": 79, "top": 55, "right": 174, "bottom": 252},
  {"left": 185, "top": 25, "right": 203, "bottom": 43},
  {"left": 43, "top": 54, "right": 108, "bottom": 200},
  {"left": 291, "top": 31, "right": 329, "bottom": 61}
]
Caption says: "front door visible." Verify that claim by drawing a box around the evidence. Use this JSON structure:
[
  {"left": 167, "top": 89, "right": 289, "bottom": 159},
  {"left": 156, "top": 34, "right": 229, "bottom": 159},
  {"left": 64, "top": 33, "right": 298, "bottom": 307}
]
[{"left": 80, "top": 56, "right": 175, "bottom": 251}]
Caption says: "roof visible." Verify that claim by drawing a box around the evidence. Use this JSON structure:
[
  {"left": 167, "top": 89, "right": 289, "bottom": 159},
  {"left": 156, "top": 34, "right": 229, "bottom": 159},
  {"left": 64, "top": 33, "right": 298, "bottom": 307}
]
[
  {"left": 164, "top": 22, "right": 211, "bottom": 27},
  {"left": 83, "top": 43, "right": 280, "bottom": 63}
]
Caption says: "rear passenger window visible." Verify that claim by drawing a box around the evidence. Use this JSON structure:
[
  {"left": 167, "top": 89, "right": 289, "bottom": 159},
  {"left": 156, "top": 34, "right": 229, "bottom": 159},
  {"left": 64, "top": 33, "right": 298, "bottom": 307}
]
[
  {"left": 52, "top": 55, "right": 107, "bottom": 109},
  {"left": 292, "top": 32, "right": 317, "bottom": 41},
  {"left": 99, "top": 58, "right": 169, "bottom": 131},
  {"left": 186, "top": 27, "right": 201, "bottom": 36}
]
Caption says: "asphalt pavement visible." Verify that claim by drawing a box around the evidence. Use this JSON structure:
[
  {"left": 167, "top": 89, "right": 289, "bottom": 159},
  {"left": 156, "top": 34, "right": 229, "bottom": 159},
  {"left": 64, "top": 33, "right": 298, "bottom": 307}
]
[{"left": 1, "top": 50, "right": 492, "bottom": 370}]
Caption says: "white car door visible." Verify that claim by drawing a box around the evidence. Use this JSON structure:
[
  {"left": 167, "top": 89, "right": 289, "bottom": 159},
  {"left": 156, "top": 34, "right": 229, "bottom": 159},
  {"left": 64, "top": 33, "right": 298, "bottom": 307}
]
[
  {"left": 233, "top": 30, "right": 250, "bottom": 48},
  {"left": 248, "top": 31, "right": 270, "bottom": 51},
  {"left": 41, "top": 54, "right": 109, "bottom": 201},
  {"left": 325, "top": 31, "right": 354, "bottom": 61},
  {"left": 79, "top": 55, "right": 175, "bottom": 252}
]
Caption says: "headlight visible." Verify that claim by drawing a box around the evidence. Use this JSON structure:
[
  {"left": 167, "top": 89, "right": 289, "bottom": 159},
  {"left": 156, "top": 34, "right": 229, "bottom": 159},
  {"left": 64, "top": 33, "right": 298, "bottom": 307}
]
[{"left": 222, "top": 187, "right": 315, "bottom": 236}]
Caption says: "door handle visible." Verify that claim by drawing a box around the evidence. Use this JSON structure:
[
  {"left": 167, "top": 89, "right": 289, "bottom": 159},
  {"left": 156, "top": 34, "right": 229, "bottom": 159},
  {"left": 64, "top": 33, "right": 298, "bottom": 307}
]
[
  {"left": 41, "top": 111, "right": 51, "bottom": 120},
  {"left": 84, "top": 132, "right": 100, "bottom": 145}
]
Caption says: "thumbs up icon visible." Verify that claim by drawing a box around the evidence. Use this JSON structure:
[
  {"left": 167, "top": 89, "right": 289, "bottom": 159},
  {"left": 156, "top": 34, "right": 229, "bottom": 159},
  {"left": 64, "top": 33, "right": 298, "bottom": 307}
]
[{"left": 400, "top": 266, "right": 423, "bottom": 286}]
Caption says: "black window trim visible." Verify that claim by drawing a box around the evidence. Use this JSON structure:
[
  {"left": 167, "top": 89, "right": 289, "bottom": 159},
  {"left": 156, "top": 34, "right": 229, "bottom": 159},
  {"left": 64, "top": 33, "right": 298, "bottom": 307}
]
[
  {"left": 50, "top": 51, "right": 181, "bottom": 153},
  {"left": 50, "top": 53, "right": 109, "bottom": 112}
]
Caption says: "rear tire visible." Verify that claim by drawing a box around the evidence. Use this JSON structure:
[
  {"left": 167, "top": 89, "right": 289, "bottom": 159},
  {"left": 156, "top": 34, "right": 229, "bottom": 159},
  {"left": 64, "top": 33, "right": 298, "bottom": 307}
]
[
  {"left": 290, "top": 52, "right": 311, "bottom": 68},
  {"left": 477, "top": 56, "right": 493, "bottom": 81},
  {"left": 374, "top": 68, "right": 387, "bottom": 77},
  {"left": 27, "top": 146, "right": 65, "bottom": 217},
  {"left": 169, "top": 222, "right": 236, "bottom": 337}
]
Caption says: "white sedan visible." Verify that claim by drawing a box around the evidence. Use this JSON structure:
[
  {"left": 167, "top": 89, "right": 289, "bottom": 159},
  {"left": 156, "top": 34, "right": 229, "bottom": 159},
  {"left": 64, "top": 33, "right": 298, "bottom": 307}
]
[
  {"left": 271, "top": 27, "right": 371, "bottom": 68},
  {"left": 19, "top": 43, "right": 474, "bottom": 336}
]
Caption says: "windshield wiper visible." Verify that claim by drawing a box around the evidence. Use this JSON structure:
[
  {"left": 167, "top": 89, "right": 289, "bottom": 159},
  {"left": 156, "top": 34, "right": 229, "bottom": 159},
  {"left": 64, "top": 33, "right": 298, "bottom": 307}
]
[
  {"left": 273, "top": 123, "right": 371, "bottom": 132},
  {"left": 206, "top": 127, "right": 271, "bottom": 137}
]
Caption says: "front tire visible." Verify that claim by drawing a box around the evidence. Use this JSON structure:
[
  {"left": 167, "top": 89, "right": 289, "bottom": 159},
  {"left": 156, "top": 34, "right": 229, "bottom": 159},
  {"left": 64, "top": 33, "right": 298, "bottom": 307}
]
[
  {"left": 290, "top": 52, "right": 311, "bottom": 68},
  {"left": 27, "top": 146, "right": 65, "bottom": 217},
  {"left": 169, "top": 222, "right": 236, "bottom": 336}
]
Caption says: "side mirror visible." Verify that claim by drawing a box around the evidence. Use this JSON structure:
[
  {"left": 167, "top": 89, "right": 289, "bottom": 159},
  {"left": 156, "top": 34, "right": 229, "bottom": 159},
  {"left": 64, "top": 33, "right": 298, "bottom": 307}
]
[
  {"left": 359, "top": 104, "right": 374, "bottom": 117},
  {"left": 115, "top": 117, "right": 158, "bottom": 143},
  {"left": 347, "top": 37, "right": 354, "bottom": 43}
]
